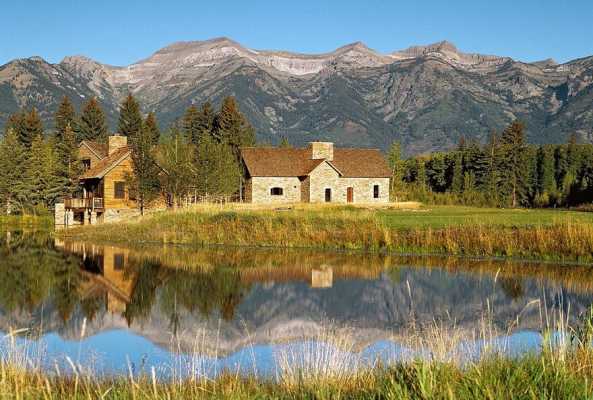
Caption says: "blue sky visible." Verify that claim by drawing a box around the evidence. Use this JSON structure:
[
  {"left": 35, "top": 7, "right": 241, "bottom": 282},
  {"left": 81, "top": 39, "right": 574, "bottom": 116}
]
[{"left": 1, "top": 0, "right": 592, "bottom": 66}]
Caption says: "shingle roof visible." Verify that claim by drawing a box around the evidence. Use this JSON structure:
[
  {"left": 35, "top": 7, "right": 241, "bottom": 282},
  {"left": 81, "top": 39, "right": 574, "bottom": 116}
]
[
  {"left": 241, "top": 146, "right": 391, "bottom": 178},
  {"left": 80, "top": 147, "right": 131, "bottom": 180},
  {"left": 80, "top": 140, "right": 109, "bottom": 159}
]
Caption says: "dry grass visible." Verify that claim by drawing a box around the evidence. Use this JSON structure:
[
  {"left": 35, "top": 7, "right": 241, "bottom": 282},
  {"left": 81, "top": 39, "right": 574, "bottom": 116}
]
[
  {"left": 1, "top": 302, "right": 593, "bottom": 399},
  {"left": 60, "top": 204, "right": 593, "bottom": 262}
]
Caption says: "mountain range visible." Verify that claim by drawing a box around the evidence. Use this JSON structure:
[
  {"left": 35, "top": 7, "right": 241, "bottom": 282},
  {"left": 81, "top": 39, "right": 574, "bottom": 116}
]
[{"left": 1, "top": 37, "right": 592, "bottom": 154}]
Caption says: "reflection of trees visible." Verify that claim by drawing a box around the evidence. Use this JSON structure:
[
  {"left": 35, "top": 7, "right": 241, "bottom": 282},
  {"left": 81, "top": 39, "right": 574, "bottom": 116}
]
[
  {"left": 499, "top": 277, "right": 525, "bottom": 300},
  {"left": 123, "top": 258, "right": 251, "bottom": 331},
  {"left": 160, "top": 268, "right": 250, "bottom": 323},
  {"left": 0, "top": 231, "right": 85, "bottom": 320},
  {"left": 123, "top": 260, "right": 163, "bottom": 326}
]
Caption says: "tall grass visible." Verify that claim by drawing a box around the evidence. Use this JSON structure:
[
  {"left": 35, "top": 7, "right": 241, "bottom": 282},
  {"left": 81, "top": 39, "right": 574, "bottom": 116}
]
[
  {"left": 2, "top": 303, "right": 593, "bottom": 399},
  {"left": 61, "top": 204, "right": 593, "bottom": 262}
]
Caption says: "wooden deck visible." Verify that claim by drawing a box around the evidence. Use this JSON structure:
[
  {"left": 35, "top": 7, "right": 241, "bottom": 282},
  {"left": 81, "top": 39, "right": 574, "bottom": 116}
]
[{"left": 65, "top": 197, "right": 104, "bottom": 211}]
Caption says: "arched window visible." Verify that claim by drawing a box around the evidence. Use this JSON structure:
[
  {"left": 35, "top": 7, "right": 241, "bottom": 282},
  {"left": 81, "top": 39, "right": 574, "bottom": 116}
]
[{"left": 270, "top": 187, "right": 283, "bottom": 196}]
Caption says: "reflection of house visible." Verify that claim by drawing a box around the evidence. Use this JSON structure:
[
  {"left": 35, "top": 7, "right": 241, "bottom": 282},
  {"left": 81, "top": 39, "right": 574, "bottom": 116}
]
[
  {"left": 57, "top": 135, "right": 136, "bottom": 226},
  {"left": 241, "top": 142, "right": 391, "bottom": 204},
  {"left": 58, "top": 241, "right": 136, "bottom": 314},
  {"left": 311, "top": 267, "right": 333, "bottom": 288}
]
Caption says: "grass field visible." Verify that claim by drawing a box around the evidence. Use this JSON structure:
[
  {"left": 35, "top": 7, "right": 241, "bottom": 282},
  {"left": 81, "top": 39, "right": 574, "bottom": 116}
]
[
  {"left": 59, "top": 203, "right": 593, "bottom": 262},
  {"left": 378, "top": 205, "right": 593, "bottom": 229}
]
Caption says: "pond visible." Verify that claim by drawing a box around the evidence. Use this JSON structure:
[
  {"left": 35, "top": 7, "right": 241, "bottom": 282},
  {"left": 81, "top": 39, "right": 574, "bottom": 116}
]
[{"left": 1, "top": 229, "right": 592, "bottom": 378}]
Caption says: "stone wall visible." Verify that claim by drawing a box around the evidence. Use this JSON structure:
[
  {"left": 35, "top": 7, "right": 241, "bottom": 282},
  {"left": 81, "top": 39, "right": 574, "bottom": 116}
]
[
  {"left": 308, "top": 162, "right": 390, "bottom": 203},
  {"left": 250, "top": 177, "right": 302, "bottom": 204}
]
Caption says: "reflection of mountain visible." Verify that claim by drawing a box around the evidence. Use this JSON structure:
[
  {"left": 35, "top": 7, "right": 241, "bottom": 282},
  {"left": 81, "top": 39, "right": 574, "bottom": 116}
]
[{"left": 0, "top": 237, "right": 591, "bottom": 357}]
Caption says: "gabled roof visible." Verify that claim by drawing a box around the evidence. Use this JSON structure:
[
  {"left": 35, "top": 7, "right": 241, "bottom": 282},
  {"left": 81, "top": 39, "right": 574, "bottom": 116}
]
[
  {"left": 80, "top": 147, "right": 131, "bottom": 180},
  {"left": 80, "top": 140, "right": 109, "bottom": 159},
  {"left": 241, "top": 147, "right": 391, "bottom": 178}
]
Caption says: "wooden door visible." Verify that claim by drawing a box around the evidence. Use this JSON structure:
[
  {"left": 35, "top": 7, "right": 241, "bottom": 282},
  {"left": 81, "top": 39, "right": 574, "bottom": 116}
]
[{"left": 347, "top": 187, "right": 353, "bottom": 203}]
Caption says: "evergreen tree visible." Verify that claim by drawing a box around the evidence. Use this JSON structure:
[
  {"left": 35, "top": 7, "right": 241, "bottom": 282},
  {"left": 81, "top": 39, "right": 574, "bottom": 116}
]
[
  {"left": 54, "top": 96, "right": 77, "bottom": 140},
  {"left": 426, "top": 153, "right": 447, "bottom": 192},
  {"left": 536, "top": 145, "right": 556, "bottom": 196},
  {"left": 0, "top": 129, "right": 26, "bottom": 214},
  {"left": 157, "top": 130, "right": 196, "bottom": 208},
  {"left": 128, "top": 123, "right": 161, "bottom": 215},
  {"left": 144, "top": 112, "right": 160, "bottom": 145},
  {"left": 4, "top": 112, "right": 25, "bottom": 137},
  {"left": 118, "top": 94, "right": 143, "bottom": 138},
  {"left": 22, "top": 136, "right": 61, "bottom": 210},
  {"left": 54, "top": 124, "right": 81, "bottom": 197},
  {"left": 182, "top": 105, "right": 201, "bottom": 145},
  {"left": 499, "top": 120, "right": 528, "bottom": 207},
  {"left": 387, "top": 141, "right": 405, "bottom": 200},
  {"left": 197, "top": 101, "right": 215, "bottom": 135},
  {"left": 451, "top": 152, "right": 464, "bottom": 194},
  {"left": 213, "top": 96, "right": 255, "bottom": 159},
  {"left": 194, "top": 135, "right": 241, "bottom": 196},
  {"left": 19, "top": 108, "right": 44, "bottom": 148},
  {"left": 78, "top": 97, "right": 108, "bottom": 141}
]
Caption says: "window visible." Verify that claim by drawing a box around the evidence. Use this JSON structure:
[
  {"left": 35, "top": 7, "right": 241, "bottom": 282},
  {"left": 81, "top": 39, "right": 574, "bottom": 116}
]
[
  {"left": 373, "top": 185, "right": 380, "bottom": 199},
  {"left": 113, "top": 254, "right": 125, "bottom": 270},
  {"left": 114, "top": 182, "right": 125, "bottom": 199},
  {"left": 325, "top": 188, "right": 332, "bottom": 202},
  {"left": 270, "top": 187, "right": 283, "bottom": 196},
  {"left": 82, "top": 158, "right": 91, "bottom": 171}
]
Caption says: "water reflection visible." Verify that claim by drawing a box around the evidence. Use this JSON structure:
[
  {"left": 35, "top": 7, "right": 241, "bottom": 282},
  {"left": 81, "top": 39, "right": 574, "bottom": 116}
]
[{"left": 0, "top": 230, "right": 592, "bottom": 376}]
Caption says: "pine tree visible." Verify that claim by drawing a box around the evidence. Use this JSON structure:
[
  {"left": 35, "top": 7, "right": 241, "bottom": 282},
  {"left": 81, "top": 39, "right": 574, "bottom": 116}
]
[
  {"left": 128, "top": 123, "right": 161, "bottom": 215},
  {"left": 54, "top": 96, "right": 77, "bottom": 140},
  {"left": 182, "top": 105, "right": 202, "bottom": 145},
  {"left": 426, "top": 153, "right": 447, "bottom": 192},
  {"left": 197, "top": 101, "right": 215, "bottom": 135},
  {"left": 78, "top": 97, "right": 108, "bottom": 141},
  {"left": 536, "top": 145, "right": 556, "bottom": 196},
  {"left": 19, "top": 108, "right": 44, "bottom": 148},
  {"left": 54, "top": 124, "right": 81, "bottom": 197},
  {"left": 195, "top": 135, "right": 241, "bottom": 196},
  {"left": 144, "top": 112, "right": 160, "bottom": 145},
  {"left": 212, "top": 96, "right": 255, "bottom": 159},
  {"left": 499, "top": 120, "right": 528, "bottom": 207},
  {"left": 118, "top": 94, "right": 143, "bottom": 138},
  {"left": 0, "top": 129, "right": 26, "bottom": 214},
  {"left": 157, "top": 130, "right": 196, "bottom": 208},
  {"left": 451, "top": 151, "right": 464, "bottom": 194},
  {"left": 387, "top": 141, "right": 404, "bottom": 200},
  {"left": 4, "top": 112, "right": 25, "bottom": 137}
]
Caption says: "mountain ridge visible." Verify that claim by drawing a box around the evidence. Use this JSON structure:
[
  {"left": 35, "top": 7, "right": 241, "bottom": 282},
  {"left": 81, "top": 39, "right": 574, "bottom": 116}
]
[{"left": 1, "top": 38, "right": 592, "bottom": 154}]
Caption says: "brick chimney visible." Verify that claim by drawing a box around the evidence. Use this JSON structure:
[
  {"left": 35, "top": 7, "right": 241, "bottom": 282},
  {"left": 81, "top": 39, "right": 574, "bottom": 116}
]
[
  {"left": 309, "top": 142, "right": 334, "bottom": 161},
  {"left": 108, "top": 135, "right": 128, "bottom": 155}
]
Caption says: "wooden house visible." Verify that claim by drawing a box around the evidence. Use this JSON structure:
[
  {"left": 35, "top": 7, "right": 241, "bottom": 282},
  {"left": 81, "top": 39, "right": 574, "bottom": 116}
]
[{"left": 60, "top": 135, "right": 137, "bottom": 225}]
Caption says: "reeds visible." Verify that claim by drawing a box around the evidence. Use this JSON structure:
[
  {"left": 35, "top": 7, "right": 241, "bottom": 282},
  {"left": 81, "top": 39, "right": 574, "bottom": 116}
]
[
  {"left": 61, "top": 205, "right": 593, "bottom": 262},
  {"left": 2, "top": 303, "right": 593, "bottom": 399}
]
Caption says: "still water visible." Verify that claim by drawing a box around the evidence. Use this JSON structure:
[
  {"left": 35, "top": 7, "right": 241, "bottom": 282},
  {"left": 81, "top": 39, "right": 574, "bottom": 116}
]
[{"left": 1, "top": 230, "right": 592, "bottom": 377}]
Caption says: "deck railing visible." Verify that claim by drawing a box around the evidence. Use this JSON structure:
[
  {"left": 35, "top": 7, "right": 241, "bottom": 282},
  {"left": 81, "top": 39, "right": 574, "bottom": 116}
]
[{"left": 65, "top": 197, "right": 104, "bottom": 210}]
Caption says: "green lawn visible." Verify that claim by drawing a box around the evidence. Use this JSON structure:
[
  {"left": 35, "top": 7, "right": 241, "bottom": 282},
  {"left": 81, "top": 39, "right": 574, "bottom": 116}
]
[{"left": 378, "top": 205, "right": 593, "bottom": 229}]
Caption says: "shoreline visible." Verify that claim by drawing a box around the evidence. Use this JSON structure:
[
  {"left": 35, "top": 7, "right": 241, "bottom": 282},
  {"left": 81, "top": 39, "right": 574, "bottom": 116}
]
[{"left": 57, "top": 204, "right": 593, "bottom": 263}]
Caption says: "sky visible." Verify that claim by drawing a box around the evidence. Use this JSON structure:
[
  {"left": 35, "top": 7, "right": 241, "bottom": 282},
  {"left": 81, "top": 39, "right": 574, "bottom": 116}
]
[{"left": 1, "top": 0, "right": 592, "bottom": 66}]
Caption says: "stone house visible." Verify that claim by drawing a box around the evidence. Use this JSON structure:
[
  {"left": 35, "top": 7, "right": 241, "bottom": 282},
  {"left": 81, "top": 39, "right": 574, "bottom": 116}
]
[
  {"left": 241, "top": 142, "right": 391, "bottom": 204},
  {"left": 57, "top": 135, "right": 139, "bottom": 226}
]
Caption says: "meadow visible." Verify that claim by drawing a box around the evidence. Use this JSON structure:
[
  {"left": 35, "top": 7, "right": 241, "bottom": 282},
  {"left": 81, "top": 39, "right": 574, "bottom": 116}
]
[{"left": 60, "top": 204, "right": 593, "bottom": 263}]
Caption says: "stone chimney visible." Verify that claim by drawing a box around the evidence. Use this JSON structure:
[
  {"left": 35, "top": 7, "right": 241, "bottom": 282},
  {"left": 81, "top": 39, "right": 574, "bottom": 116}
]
[
  {"left": 108, "top": 135, "right": 128, "bottom": 155},
  {"left": 309, "top": 142, "right": 334, "bottom": 161}
]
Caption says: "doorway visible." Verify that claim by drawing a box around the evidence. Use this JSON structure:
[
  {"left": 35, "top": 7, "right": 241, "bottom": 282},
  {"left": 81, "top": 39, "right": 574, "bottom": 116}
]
[
  {"left": 325, "top": 188, "right": 332, "bottom": 202},
  {"left": 347, "top": 187, "right": 354, "bottom": 203}
]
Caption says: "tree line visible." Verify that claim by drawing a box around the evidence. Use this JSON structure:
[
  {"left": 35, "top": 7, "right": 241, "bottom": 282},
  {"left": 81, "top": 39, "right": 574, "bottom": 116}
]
[
  {"left": 0, "top": 94, "right": 255, "bottom": 214},
  {"left": 389, "top": 121, "right": 593, "bottom": 208}
]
